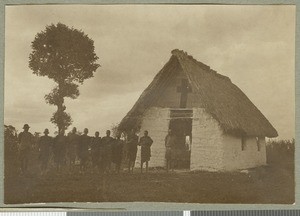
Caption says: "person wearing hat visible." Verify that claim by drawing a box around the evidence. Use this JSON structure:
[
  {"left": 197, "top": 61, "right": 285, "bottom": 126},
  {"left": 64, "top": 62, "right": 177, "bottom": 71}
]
[
  {"left": 17, "top": 124, "right": 34, "bottom": 174},
  {"left": 38, "top": 128, "right": 53, "bottom": 175}
]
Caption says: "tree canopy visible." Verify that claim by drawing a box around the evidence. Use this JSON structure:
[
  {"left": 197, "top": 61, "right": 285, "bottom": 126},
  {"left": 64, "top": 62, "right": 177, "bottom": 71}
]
[{"left": 29, "top": 23, "right": 100, "bottom": 134}]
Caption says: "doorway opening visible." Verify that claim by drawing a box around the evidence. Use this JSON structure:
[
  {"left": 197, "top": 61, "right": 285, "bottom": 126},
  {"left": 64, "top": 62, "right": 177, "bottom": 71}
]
[{"left": 169, "top": 109, "right": 193, "bottom": 169}]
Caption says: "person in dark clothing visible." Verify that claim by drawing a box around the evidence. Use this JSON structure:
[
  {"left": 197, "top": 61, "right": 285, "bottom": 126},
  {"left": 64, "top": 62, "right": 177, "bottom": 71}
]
[
  {"left": 165, "top": 129, "right": 176, "bottom": 172},
  {"left": 38, "top": 128, "right": 53, "bottom": 174},
  {"left": 18, "top": 124, "right": 34, "bottom": 175},
  {"left": 126, "top": 129, "right": 139, "bottom": 173},
  {"left": 53, "top": 133, "right": 67, "bottom": 172},
  {"left": 78, "top": 128, "right": 91, "bottom": 173},
  {"left": 138, "top": 130, "right": 153, "bottom": 173},
  {"left": 91, "top": 131, "right": 101, "bottom": 171},
  {"left": 101, "top": 130, "right": 114, "bottom": 174},
  {"left": 67, "top": 127, "right": 80, "bottom": 169},
  {"left": 112, "top": 133, "right": 124, "bottom": 173}
]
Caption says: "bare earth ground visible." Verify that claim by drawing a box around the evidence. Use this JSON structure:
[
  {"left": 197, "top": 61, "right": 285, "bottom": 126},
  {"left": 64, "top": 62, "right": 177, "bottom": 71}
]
[{"left": 4, "top": 153, "right": 294, "bottom": 204}]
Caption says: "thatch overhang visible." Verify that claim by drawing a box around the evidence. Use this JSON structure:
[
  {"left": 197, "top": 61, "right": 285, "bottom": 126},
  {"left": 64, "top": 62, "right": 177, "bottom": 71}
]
[{"left": 118, "top": 49, "right": 278, "bottom": 138}]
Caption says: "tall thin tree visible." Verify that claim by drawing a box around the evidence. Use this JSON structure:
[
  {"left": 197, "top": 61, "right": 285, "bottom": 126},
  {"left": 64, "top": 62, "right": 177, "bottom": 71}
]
[{"left": 29, "top": 23, "right": 100, "bottom": 134}]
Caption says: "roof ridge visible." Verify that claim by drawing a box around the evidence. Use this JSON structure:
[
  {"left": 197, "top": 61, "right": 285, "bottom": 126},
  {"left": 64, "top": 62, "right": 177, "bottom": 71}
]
[
  {"left": 171, "top": 49, "right": 231, "bottom": 82},
  {"left": 171, "top": 49, "right": 210, "bottom": 70}
]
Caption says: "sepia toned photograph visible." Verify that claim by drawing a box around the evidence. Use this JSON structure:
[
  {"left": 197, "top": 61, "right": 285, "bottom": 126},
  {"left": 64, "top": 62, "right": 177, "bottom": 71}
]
[{"left": 4, "top": 4, "right": 295, "bottom": 204}]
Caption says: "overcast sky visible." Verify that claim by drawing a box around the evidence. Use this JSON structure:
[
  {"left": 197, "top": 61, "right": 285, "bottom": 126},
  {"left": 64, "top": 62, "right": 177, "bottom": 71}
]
[{"left": 4, "top": 5, "right": 295, "bottom": 139}]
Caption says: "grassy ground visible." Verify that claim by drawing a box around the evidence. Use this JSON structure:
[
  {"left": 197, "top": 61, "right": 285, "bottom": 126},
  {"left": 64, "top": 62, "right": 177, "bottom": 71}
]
[{"left": 4, "top": 152, "right": 294, "bottom": 204}]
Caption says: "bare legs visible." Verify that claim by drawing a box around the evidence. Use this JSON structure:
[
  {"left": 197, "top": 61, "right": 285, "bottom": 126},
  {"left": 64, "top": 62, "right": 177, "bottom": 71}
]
[
  {"left": 128, "top": 160, "right": 135, "bottom": 173},
  {"left": 141, "top": 161, "right": 149, "bottom": 173},
  {"left": 166, "top": 159, "right": 173, "bottom": 172}
]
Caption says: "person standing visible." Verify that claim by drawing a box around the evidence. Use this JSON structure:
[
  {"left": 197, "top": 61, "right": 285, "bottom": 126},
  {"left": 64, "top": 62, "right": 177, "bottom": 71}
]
[
  {"left": 97, "top": 130, "right": 114, "bottom": 199},
  {"left": 18, "top": 124, "right": 34, "bottom": 175},
  {"left": 165, "top": 129, "right": 176, "bottom": 172},
  {"left": 126, "top": 129, "right": 139, "bottom": 173},
  {"left": 111, "top": 133, "right": 124, "bottom": 173},
  {"left": 138, "top": 130, "right": 153, "bottom": 173},
  {"left": 38, "top": 128, "right": 53, "bottom": 175},
  {"left": 78, "top": 128, "right": 91, "bottom": 173},
  {"left": 90, "top": 131, "right": 101, "bottom": 171},
  {"left": 101, "top": 130, "right": 114, "bottom": 174},
  {"left": 67, "top": 127, "right": 80, "bottom": 169},
  {"left": 53, "top": 132, "right": 67, "bottom": 172}
]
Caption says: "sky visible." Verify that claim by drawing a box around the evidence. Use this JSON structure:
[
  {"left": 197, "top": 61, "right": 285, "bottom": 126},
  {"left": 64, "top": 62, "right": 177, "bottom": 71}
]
[{"left": 4, "top": 4, "right": 295, "bottom": 139}]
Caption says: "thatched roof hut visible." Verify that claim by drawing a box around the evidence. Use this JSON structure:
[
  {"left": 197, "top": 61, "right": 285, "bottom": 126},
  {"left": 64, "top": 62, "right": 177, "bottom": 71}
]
[{"left": 119, "top": 49, "right": 278, "bottom": 138}]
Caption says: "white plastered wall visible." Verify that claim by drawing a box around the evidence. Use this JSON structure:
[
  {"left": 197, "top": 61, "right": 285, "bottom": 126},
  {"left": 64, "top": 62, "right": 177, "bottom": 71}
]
[
  {"left": 191, "top": 108, "right": 224, "bottom": 171},
  {"left": 135, "top": 107, "right": 170, "bottom": 168},
  {"left": 135, "top": 107, "right": 267, "bottom": 171},
  {"left": 222, "top": 135, "right": 267, "bottom": 171}
]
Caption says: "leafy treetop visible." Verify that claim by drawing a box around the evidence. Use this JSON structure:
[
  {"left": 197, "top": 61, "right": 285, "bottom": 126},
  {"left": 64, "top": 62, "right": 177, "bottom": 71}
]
[{"left": 29, "top": 22, "right": 99, "bottom": 85}]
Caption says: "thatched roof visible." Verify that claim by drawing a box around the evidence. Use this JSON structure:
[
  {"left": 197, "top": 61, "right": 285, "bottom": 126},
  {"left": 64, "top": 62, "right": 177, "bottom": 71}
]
[{"left": 119, "top": 49, "right": 278, "bottom": 138}]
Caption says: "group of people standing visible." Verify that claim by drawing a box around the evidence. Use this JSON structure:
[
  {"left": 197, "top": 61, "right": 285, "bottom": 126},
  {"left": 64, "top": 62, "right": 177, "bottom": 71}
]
[{"left": 17, "top": 124, "right": 154, "bottom": 175}]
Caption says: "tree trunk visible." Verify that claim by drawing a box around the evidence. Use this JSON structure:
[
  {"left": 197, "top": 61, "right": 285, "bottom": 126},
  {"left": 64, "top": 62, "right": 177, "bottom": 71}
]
[
  {"left": 57, "top": 104, "right": 64, "bottom": 135},
  {"left": 57, "top": 81, "right": 65, "bottom": 135}
]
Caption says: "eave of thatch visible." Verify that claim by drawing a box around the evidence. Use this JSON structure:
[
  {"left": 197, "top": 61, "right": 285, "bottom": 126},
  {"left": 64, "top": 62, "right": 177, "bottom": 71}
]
[{"left": 119, "top": 49, "right": 278, "bottom": 138}]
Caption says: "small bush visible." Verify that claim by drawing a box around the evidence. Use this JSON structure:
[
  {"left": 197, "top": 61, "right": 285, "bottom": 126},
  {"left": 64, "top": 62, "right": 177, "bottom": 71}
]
[
  {"left": 4, "top": 125, "right": 19, "bottom": 177},
  {"left": 266, "top": 139, "right": 295, "bottom": 166}
]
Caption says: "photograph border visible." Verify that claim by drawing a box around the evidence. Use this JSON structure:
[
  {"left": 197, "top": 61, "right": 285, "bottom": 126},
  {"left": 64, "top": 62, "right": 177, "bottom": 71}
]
[{"left": 0, "top": 0, "right": 298, "bottom": 211}]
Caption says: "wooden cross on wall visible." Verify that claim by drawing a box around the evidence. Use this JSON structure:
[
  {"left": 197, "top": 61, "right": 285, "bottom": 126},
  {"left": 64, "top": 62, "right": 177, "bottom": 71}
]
[{"left": 177, "top": 79, "right": 192, "bottom": 108}]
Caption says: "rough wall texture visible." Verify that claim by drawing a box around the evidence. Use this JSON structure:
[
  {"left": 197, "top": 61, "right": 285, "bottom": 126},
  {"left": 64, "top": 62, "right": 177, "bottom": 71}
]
[
  {"left": 135, "top": 107, "right": 170, "bottom": 168},
  {"left": 222, "top": 135, "right": 267, "bottom": 171},
  {"left": 191, "top": 108, "right": 224, "bottom": 171},
  {"left": 134, "top": 107, "right": 267, "bottom": 171}
]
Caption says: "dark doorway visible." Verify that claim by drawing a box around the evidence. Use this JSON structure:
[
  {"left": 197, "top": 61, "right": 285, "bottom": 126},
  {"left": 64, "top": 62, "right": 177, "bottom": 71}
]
[{"left": 169, "top": 109, "right": 192, "bottom": 169}]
